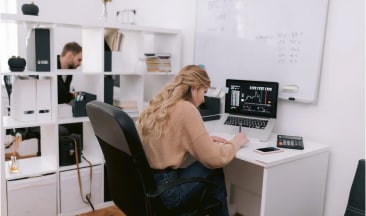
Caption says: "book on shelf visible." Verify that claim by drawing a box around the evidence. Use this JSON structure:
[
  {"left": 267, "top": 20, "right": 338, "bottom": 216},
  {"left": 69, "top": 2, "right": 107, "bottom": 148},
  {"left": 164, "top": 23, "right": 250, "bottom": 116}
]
[
  {"left": 144, "top": 53, "right": 171, "bottom": 58},
  {"left": 144, "top": 53, "right": 172, "bottom": 72},
  {"left": 113, "top": 99, "right": 139, "bottom": 115},
  {"left": 104, "top": 29, "right": 124, "bottom": 52}
]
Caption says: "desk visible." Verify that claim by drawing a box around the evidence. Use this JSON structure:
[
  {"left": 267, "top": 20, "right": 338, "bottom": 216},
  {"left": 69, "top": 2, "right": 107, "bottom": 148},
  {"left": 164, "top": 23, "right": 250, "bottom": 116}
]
[{"left": 205, "top": 121, "right": 329, "bottom": 216}]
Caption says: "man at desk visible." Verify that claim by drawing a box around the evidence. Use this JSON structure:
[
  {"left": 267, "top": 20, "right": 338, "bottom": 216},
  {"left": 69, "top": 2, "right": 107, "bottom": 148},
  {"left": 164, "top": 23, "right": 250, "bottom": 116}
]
[
  {"left": 57, "top": 42, "right": 82, "bottom": 135},
  {"left": 57, "top": 42, "right": 82, "bottom": 104}
]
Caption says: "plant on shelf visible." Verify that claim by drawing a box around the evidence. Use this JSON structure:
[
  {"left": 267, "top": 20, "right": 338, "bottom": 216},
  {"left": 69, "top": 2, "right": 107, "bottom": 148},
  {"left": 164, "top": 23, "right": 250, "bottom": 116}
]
[
  {"left": 8, "top": 56, "right": 26, "bottom": 72},
  {"left": 21, "top": 1, "right": 39, "bottom": 16}
]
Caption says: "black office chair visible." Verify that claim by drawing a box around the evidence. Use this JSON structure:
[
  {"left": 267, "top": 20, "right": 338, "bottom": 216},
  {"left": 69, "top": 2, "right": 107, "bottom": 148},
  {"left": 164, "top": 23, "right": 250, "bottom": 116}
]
[
  {"left": 86, "top": 101, "right": 221, "bottom": 216},
  {"left": 345, "top": 159, "right": 365, "bottom": 216}
]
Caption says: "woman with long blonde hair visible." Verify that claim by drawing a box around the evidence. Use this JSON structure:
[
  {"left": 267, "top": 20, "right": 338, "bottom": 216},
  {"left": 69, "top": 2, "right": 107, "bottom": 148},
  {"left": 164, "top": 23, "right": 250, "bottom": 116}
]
[{"left": 138, "top": 65, "right": 248, "bottom": 215}]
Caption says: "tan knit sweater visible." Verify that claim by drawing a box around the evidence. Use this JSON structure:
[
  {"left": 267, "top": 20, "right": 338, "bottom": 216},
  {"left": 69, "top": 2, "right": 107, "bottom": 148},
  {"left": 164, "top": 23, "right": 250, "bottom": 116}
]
[{"left": 138, "top": 100, "right": 239, "bottom": 169}]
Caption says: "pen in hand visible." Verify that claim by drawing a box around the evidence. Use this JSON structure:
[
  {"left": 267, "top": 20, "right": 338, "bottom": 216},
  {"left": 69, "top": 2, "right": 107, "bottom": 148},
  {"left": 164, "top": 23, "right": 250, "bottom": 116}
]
[{"left": 239, "top": 125, "right": 242, "bottom": 133}]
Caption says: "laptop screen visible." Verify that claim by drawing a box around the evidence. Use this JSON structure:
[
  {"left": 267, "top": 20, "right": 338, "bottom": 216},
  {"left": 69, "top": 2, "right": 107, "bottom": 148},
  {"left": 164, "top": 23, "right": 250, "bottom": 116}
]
[{"left": 225, "top": 79, "right": 279, "bottom": 118}]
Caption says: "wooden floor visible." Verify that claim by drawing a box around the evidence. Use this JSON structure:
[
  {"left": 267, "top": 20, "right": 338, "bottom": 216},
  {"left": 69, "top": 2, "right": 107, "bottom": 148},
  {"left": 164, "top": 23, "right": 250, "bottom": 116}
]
[{"left": 78, "top": 205, "right": 125, "bottom": 216}]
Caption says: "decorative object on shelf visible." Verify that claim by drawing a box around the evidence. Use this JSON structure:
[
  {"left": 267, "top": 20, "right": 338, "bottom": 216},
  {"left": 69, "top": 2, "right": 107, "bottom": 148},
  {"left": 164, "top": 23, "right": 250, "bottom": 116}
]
[
  {"left": 3, "top": 75, "right": 12, "bottom": 102},
  {"left": 116, "top": 9, "right": 136, "bottom": 25},
  {"left": 21, "top": 2, "right": 39, "bottom": 16},
  {"left": 3, "top": 75, "right": 12, "bottom": 115},
  {"left": 9, "top": 133, "right": 22, "bottom": 173},
  {"left": 9, "top": 156, "right": 19, "bottom": 173},
  {"left": 8, "top": 56, "right": 26, "bottom": 72},
  {"left": 100, "top": 0, "right": 112, "bottom": 21}
]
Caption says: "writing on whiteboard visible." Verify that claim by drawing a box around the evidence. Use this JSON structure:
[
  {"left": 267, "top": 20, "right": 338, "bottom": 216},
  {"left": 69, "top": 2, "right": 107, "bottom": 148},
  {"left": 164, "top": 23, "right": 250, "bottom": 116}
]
[{"left": 256, "top": 31, "right": 303, "bottom": 65}]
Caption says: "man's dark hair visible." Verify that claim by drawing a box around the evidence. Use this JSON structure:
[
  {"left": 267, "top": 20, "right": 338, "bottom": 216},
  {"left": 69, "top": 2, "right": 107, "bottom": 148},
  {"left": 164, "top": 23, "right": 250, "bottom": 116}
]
[{"left": 61, "top": 42, "right": 82, "bottom": 56}]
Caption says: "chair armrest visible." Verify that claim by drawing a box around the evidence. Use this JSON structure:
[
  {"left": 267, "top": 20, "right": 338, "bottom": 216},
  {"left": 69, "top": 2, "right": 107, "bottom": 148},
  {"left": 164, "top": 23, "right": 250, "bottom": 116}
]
[{"left": 146, "top": 177, "right": 215, "bottom": 198}]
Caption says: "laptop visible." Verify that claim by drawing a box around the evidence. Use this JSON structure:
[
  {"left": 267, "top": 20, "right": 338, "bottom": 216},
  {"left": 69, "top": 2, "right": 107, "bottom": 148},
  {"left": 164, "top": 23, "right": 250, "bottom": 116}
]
[{"left": 214, "top": 79, "right": 279, "bottom": 141}]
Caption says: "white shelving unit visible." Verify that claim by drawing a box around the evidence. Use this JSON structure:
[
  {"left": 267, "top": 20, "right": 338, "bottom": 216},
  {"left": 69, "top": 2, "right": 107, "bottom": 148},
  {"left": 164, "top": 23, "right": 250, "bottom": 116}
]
[{"left": 0, "top": 13, "right": 181, "bottom": 216}]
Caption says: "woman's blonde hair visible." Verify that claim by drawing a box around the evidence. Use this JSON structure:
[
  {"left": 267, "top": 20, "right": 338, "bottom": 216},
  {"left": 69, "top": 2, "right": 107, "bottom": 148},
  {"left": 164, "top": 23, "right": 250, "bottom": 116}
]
[{"left": 138, "top": 65, "right": 210, "bottom": 141}]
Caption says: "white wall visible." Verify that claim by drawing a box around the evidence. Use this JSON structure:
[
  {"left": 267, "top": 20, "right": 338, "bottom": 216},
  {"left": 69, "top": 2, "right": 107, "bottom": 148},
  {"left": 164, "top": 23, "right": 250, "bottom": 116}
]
[
  {"left": 9, "top": 0, "right": 366, "bottom": 215},
  {"left": 278, "top": 0, "right": 365, "bottom": 214}
]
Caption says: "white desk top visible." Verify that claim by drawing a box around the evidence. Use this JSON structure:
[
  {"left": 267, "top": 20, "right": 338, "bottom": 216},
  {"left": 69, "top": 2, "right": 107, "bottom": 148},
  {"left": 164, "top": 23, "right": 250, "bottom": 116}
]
[{"left": 205, "top": 120, "right": 329, "bottom": 168}]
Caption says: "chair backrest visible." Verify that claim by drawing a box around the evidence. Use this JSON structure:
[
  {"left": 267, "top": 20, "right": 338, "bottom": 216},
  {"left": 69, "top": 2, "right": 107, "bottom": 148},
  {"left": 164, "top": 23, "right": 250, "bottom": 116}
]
[
  {"left": 86, "top": 101, "right": 156, "bottom": 216},
  {"left": 345, "top": 159, "right": 365, "bottom": 216}
]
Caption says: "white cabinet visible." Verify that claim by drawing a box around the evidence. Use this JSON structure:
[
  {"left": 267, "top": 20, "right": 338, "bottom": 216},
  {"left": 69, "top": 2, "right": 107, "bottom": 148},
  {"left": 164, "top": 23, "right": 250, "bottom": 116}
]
[
  {"left": 0, "top": 13, "right": 182, "bottom": 216},
  {"left": 59, "top": 165, "right": 103, "bottom": 214},
  {"left": 7, "top": 174, "right": 57, "bottom": 216}
]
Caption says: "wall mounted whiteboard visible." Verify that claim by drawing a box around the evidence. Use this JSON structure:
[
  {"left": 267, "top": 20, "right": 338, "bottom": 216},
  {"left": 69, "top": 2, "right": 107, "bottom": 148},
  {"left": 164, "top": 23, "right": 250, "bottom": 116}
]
[{"left": 194, "top": 0, "right": 329, "bottom": 103}]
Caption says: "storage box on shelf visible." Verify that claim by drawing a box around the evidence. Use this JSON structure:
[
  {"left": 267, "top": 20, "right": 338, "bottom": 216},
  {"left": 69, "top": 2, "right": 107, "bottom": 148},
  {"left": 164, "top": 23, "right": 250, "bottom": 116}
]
[{"left": 1, "top": 13, "right": 182, "bottom": 216}]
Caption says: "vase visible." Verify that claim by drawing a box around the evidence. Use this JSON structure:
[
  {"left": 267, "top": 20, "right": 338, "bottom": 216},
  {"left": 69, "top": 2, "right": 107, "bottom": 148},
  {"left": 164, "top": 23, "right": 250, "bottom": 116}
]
[
  {"left": 21, "top": 2, "right": 39, "bottom": 16},
  {"left": 8, "top": 56, "right": 26, "bottom": 72},
  {"left": 100, "top": 2, "right": 108, "bottom": 21},
  {"left": 10, "top": 156, "right": 19, "bottom": 173}
]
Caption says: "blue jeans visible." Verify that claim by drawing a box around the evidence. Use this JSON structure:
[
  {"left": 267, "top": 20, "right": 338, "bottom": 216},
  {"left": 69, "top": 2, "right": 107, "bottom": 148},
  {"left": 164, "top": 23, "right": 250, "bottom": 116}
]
[{"left": 153, "top": 161, "right": 229, "bottom": 216}]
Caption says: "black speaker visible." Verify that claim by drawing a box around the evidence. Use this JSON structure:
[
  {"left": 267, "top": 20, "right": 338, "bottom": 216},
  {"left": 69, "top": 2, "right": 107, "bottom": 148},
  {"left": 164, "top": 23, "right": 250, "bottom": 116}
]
[
  {"left": 27, "top": 28, "right": 51, "bottom": 72},
  {"left": 59, "top": 134, "right": 82, "bottom": 166}
]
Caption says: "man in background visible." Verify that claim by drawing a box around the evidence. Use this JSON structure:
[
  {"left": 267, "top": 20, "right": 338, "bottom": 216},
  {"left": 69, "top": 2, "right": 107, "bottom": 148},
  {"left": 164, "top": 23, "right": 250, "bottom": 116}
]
[
  {"left": 57, "top": 42, "right": 82, "bottom": 104},
  {"left": 57, "top": 42, "right": 82, "bottom": 136}
]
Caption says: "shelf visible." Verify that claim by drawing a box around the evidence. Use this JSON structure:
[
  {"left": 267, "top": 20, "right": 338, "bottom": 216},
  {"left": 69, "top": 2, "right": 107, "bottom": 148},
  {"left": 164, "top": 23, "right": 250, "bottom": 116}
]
[
  {"left": 1, "top": 71, "right": 55, "bottom": 76},
  {"left": 0, "top": 13, "right": 181, "bottom": 35},
  {"left": 1, "top": 12, "right": 182, "bottom": 215},
  {"left": 120, "top": 72, "right": 143, "bottom": 76},
  {"left": 58, "top": 157, "right": 104, "bottom": 172},
  {"left": 103, "top": 72, "right": 123, "bottom": 75},
  {"left": 2, "top": 116, "right": 90, "bottom": 128},
  {"left": 144, "top": 72, "right": 176, "bottom": 76},
  {"left": 2, "top": 70, "right": 105, "bottom": 75},
  {"left": 3, "top": 116, "right": 55, "bottom": 129},
  {"left": 5, "top": 156, "right": 57, "bottom": 180},
  {"left": 56, "top": 70, "right": 104, "bottom": 75},
  {"left": 0, "top": 70, "right": 104, "bottom": 76},
  {"left": 57, "top": 116, "right": 90, "bottom": 124},
  {"left": 116, "top": 69, "right": 177, "bottom": 76}
]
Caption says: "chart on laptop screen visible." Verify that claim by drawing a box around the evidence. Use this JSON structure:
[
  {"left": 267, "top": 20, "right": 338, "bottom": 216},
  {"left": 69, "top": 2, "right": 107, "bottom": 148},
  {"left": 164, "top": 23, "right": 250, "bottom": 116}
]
[{"left": 225, "top": 79, "right": 279, "bottom": 118}]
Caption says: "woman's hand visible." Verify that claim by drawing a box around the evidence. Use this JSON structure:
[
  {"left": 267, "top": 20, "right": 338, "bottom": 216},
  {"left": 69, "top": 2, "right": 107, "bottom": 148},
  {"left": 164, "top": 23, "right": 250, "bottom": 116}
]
[{"left": 230, "top": 133, "right": 249, "bottom": 148}]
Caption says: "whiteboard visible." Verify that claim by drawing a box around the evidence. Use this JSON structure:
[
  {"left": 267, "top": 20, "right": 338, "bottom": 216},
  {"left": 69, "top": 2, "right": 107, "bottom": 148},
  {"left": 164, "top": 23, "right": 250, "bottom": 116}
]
[{"left": 194, "top": 0, "right": 329, "bottom": 103}]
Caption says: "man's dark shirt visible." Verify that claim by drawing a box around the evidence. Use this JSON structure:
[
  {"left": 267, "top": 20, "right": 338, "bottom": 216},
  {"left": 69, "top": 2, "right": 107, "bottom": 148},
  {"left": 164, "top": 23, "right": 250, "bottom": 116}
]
[{"left": 57, "top": 55, "right": 73, "bottom": 104}]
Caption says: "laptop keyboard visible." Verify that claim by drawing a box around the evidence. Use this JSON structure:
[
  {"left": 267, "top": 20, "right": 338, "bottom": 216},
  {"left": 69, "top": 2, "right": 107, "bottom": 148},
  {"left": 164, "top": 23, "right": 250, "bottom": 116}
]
[{"left": 224, "top": 116, "right": 268, "bottom": 129}]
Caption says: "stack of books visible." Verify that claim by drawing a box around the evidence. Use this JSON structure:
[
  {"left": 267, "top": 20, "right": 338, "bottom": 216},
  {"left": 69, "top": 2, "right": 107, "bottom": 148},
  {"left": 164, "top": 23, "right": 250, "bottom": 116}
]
[
  {"left": 113, "top": 99, "right": 139, "bottom": 116},
  {"left": 144, "top": 53, "right": 171, "bottom": 72}
]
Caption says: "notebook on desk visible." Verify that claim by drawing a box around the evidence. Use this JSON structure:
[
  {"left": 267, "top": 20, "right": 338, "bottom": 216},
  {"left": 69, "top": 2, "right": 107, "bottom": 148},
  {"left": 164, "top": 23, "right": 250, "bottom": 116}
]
[{"left": 214, "top": 79, "right": 279, "bottom": 141}]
